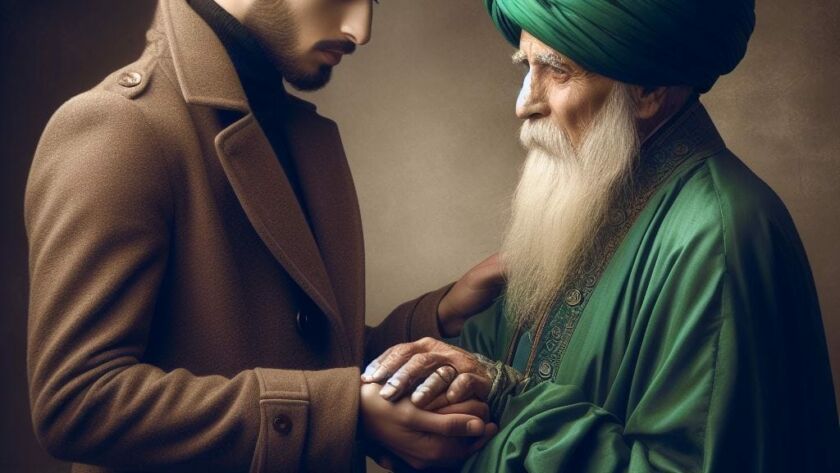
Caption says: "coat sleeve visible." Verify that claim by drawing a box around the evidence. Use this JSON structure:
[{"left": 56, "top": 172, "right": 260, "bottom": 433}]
[
  {"left": 461, "top": 191, "right": 838, "bottom": 472},
  {"left": 363, "top": 284, "right": 453, "bottom": 363},
  {"left": 25, "top": 91, "right": 359, "bottom": 473}
]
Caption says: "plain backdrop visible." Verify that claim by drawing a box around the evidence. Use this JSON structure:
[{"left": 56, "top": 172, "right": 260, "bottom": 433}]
[{"left": 1, "top": 1, "right": 838, "bottom": 471}]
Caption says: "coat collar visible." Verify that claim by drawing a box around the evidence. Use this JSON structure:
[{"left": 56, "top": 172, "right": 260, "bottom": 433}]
[
  {"left": 155, "top": 0, "right": 364, "bottom": 357},
  {"left": 160, "top": 0, "right": 249, "bottom": 113}
]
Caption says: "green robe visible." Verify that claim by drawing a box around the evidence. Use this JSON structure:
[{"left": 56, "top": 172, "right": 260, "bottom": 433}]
[{"left": 460, "top": 102, "right": 838, "bottom": 472}]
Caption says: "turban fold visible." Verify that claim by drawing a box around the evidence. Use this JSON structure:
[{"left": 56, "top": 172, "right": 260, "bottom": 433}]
[{"left": 485, "top": 0, "right": 755, "bottom": 92}]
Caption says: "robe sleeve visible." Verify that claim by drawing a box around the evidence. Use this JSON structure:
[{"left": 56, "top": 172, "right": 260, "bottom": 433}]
[{"left": 461, "top": 171, "right": 838, "bottom": 472}]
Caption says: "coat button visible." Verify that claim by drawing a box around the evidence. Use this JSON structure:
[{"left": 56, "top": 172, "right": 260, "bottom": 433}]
[
  {"left": 118, "top": 71, "right": 143, "bottom": 88},
  {"left": 296, "top": 310, "right": 312, "bottom": 336},
  {"left": 297, "top": 307, "right": 327, "bottom": 338},
  {"left": 272, "top": 414, "right": 292, "bottom": 435}
]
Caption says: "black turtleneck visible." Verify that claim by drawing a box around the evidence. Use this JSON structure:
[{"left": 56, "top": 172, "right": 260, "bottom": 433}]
[{"left": 188, "top": 0, "right": 310, "bottom": 222}]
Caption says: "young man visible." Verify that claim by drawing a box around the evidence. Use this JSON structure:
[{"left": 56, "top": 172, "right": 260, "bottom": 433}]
[
  {"left": 25, "top": 0, "right": 501, "bottom": 471},
  {"left": 364, "top": 0, "right": 839, "bottom": 471}
]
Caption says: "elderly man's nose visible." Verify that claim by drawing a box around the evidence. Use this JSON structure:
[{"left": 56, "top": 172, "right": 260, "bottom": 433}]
[{"left": 516, "top": 72, "right": 549, "bottom": 120}]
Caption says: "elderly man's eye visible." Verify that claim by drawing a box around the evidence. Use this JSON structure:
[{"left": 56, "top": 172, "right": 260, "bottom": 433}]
[{"left": 548, "top": 64, "right": 571, "bottom": 77}]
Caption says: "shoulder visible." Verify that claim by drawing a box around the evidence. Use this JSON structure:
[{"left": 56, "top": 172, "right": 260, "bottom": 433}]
[
  {"left": 33, "top": 86, "right": 165, "bottom": 179},
  {"left": 656, "top": 150, "right": 801, "bottom": 266},
  {"left": 27, "top": 67, "right": 176, "bottom": 226},
  {"left": 39, "top": 41, "right": 180, "bottom": 154},
  {"left": 31, "top": 42, "right": 187, "bottom": 189}
]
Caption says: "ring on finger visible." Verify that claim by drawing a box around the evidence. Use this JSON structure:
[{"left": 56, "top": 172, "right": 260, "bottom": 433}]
[{"left": 434, "top": 364, "right": 458, "bottom": 384}]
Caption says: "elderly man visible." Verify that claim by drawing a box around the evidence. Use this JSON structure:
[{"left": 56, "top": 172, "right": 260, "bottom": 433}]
[{"left": 363, "top": 0, "right": 839, "bottom": 471}]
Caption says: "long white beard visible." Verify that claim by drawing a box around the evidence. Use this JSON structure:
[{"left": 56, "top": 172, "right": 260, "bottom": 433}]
[{"left": 501, "top": 83, "right": 640, "bottom": 328}]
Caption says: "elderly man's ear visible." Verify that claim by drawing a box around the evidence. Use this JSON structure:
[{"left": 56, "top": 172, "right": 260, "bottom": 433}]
[
  {"left": 632, "top": 86, "right": 669, "bottom": 120},
  {"left": 631, "top": 85, "right": 696, "bottom": 138}
]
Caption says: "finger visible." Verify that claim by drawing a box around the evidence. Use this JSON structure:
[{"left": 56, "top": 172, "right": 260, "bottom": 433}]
[
  {"left": 423, "top": 391, "right": 452, "bottom": 411},
  {"left": 380, "top": 353, "right": 450, "bottom": 401},
  {"left": 464, "top": 422, "right": 499, "bottom": 455},
  {"left": 446, "top": 373, "right": 492, "bottom": 405},
  {"left": 363, "top": 340, "right": 424, "bottom": 383},
  {"left": 361, "top": 347, "right": 394, "bottom": 382},
  {"left": 408, "top": 410, "right": 485, "bottom": 437},
  {"left": 435, "top": 399, "right": 489, "bottom": 421},
  {"left": 361, "top": 358, "right": 382, "bottom": 382},
  {"left": 412, "top": 425, "right": 497, "bottom": 468},
  {"left": 410, "top": 365, "right": 457, "bottom": 407}
]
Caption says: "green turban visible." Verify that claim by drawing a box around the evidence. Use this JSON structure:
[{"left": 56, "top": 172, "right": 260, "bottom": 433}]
[{"left": 485, "top": 0, "right": 755, "bottom": 93}]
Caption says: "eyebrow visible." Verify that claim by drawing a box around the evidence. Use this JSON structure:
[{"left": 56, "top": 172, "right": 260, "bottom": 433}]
[
  {"left": 511, "top": 50, "right": 528, "bottom": 65},
  {"left": 511, "top": 50, "right": 569, "bottom": 70}
]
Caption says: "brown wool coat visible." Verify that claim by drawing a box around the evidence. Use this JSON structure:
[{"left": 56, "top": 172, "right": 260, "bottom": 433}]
[{"left": 24, "top": 0, "right": 449, "bottom": 471}]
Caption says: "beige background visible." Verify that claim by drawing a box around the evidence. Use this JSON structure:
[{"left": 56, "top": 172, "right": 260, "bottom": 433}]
[{"left": 1, "top": 0, "right": 837, "bottom": 471}]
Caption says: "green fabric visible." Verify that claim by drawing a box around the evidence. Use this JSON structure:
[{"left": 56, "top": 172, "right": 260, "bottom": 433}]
[
  {"left": 484, "top": 0, "right": 755, "bottom": 92},
  {"left": 459, "top": 106, "right": 838, "bottom": 471}
]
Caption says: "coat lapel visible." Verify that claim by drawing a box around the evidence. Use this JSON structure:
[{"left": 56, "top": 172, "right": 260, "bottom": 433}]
[
  {"left": 283, "top": 99, "right": 366, "bottom": 337},
  {"left": 159, "top": 0, "right": 356, "bottom": 332},
  {"left": 214, "top": 114, "right": 342, "bottom": 321}
]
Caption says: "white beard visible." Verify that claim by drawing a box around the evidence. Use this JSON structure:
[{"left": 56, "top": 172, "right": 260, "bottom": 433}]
[{"left": 501, "top": 83, "right": 640, "bottom": 328}]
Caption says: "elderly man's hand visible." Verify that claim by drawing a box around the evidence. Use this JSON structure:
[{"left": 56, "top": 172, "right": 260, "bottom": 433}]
[
  {"left": 361, "top": 338, "right": 495, "bottom": 408},
  {"left": 360, "top": 382, "right": 497, "bottom": 470},
  {"left": 437, "top": 253, "right": 505, "bottom": 337}
]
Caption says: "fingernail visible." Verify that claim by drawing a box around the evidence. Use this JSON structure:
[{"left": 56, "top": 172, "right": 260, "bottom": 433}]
[
  {"left": 411, "top": 389, "right": 427, "bottom": 404},
  {"left": 380, "top": 383, "right": 397, "bottom": 399},
  {"left": 361, "top": 363, "right": 377, "bottom": 381},
  {"left": 467, "top": 419, "right": 483, "bottom": 435}
]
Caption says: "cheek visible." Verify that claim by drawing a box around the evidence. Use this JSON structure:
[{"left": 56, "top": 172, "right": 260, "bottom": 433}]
[
  {"left": 548, "top": 87, "right": 589, "bottom": 139},
  {"left": 292, "top": 1, "right": 341, "bottom": 50}
]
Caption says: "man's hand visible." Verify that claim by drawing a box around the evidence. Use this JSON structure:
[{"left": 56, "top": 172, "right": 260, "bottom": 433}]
[
  {"left": 360, "top": 383, "right": 497, "bottom": 470},
  {"left": 361, "top": 338, "right": 494, "bottom": 408},
  {"left": 437, "top": 253, "right": 505, "bottom": 337}
]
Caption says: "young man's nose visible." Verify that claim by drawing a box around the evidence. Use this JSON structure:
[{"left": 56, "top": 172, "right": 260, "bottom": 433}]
[{"left": 341, "top": 1, "right": 372, "bottom": 45}]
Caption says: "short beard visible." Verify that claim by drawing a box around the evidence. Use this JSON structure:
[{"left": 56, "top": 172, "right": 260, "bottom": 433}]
[
  {"left": 501, "top": 83, "right": 640, "bottom": 328},
  {"left": 243, "top": 0, "right": 333, "bottom": 91}
]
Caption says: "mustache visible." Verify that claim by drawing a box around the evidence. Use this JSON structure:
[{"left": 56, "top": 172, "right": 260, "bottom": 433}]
[
  {"left": 314, "top": 39, "right": 356, "bottom": 55},
  {"left": 520, "top": 119, "right": 568, "bottom": 154}
]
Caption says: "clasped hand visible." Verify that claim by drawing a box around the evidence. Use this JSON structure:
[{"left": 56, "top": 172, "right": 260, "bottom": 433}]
[
  {"left": 361, "top": 255, "right": 503, "bottom": 470},
  {"left": 361, "top": 338, "right": 497, "bottom": 470}
]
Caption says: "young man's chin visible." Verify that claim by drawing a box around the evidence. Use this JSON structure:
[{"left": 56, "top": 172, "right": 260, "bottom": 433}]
[{"left": 286, "top": 65, "right": 333, "bottom": 91}]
